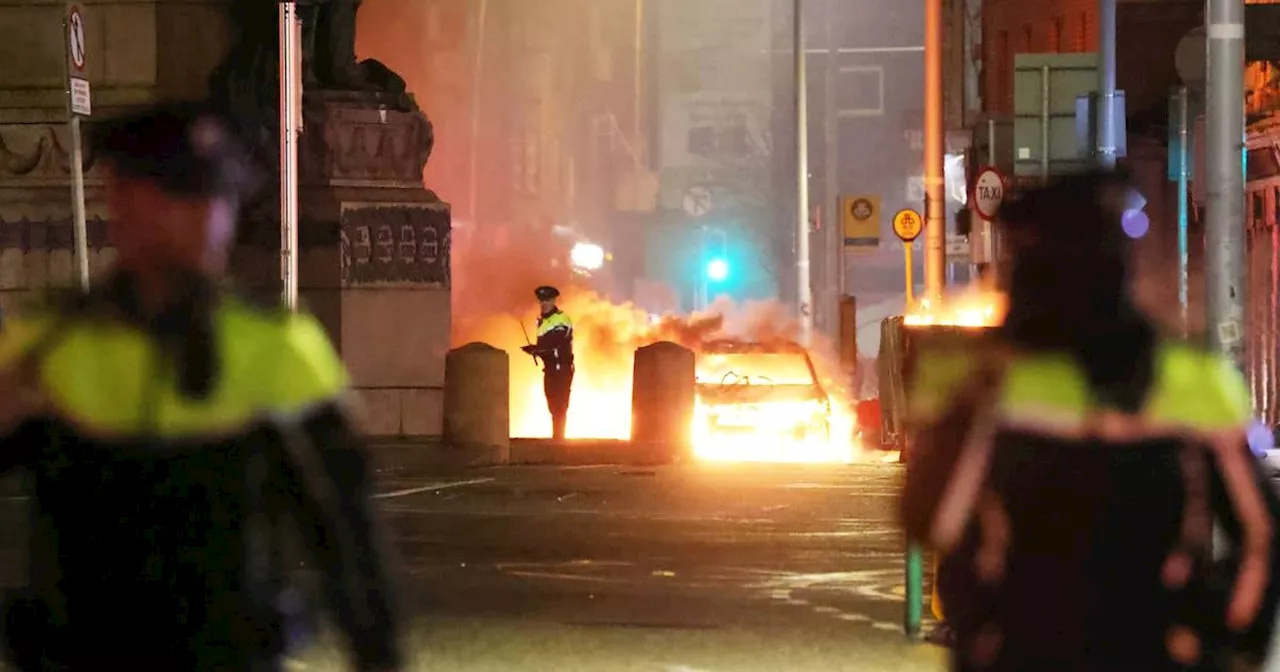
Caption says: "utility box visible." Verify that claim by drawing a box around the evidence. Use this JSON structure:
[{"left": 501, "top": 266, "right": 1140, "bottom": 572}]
[{"left": 1012, "top": 53, "right": 1125, "bottom": 177}]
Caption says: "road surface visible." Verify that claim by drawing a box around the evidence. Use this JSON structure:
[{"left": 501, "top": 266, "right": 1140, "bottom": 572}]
[{"left": 0, "top": 458, "right": 945, "bottom": 671}]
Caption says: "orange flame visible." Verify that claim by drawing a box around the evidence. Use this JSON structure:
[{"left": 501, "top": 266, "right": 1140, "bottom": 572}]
[
  {"left": 454, "top": 292, "right": 865, "bottom": 463},
  {"left": 903, "top": 288, "right": 1008, "bottom": 328}
]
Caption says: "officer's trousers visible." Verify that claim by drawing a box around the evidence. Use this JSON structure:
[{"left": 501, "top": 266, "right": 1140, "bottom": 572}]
[{"left": 544, "top": 367, "right": 574, "bottom": 441}]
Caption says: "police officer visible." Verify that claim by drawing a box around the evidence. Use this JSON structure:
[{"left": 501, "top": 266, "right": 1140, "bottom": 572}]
[
  {"left": 522, "top": 285, "right": 574, "bottom": 441},
  {"left": 0, "top": 103, "right": 401, "bottom": 672},
  {"left": 901, "top": 170, "right": 1280, "bottom": 670}
]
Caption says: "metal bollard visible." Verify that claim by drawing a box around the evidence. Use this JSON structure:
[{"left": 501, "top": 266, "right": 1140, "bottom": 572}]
[{"left": 904, "top": 542, "right": 924, "bottom": 639}]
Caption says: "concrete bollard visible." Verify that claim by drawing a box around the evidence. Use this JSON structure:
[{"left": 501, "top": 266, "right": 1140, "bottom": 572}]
[
  {"left": 631, "top": 341, "right": 695, "bottom": 464},
  {"left": 443, "top": 342, "right": 510, "bottom": 464}
]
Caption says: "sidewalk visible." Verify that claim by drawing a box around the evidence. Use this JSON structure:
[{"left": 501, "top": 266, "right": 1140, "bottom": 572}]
[{"left": 366, "top": 438, "right": 681, "bottom": 478}]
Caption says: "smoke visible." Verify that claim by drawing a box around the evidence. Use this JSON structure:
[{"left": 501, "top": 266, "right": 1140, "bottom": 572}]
[{"left": 451, "top": 224, "right": 859, "bottom": 439}]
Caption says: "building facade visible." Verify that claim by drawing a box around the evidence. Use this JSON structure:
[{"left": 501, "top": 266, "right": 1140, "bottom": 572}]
[
  {"left": 358, "top": 0, "right": 649, "bottom": 316},
  {"left": 973, "top": 0, "right": 1280, "bottom": 422}
]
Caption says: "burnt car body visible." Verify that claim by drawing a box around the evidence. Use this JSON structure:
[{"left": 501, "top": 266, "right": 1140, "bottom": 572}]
[{"left": 694, "top": 340, "right": 832, "bottom": 442}]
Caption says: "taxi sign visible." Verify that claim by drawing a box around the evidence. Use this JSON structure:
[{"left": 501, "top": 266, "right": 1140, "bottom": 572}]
[
  {"left": 892, "top": 208, "right": 923, "bottom": 243},
  {"left": 973, "top": 167, "right": 1005, "bottom": 221}
]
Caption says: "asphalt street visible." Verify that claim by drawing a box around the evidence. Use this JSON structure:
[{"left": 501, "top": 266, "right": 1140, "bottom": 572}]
[{"left": 0, "top": 456, "right": 946, "bottom": 672}]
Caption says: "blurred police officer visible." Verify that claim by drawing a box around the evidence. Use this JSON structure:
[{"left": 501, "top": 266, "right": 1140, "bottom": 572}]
[
  {"left": 901, "top": 170, "right": 1280, "bottom": 670},
  {"left": 0, "top": 102, "right": 401, "bottom": 672},
  {"left": 522, "top": 285, "right": 574, "bottom": 441}
]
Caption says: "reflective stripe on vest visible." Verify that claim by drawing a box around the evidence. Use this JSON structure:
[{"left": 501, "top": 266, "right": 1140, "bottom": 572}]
[
  {"left": 909, "top": 342, "right": 1253, "bottom": 439},
  {"left": 1, "top": 300, "right": 348, "bottom": 439},
  {"left": 537, "top": 310, "right": 572, "bottom": 337}
]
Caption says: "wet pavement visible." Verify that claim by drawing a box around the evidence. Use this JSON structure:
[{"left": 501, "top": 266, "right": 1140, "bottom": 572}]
[{"left": 0, "top": 458, "right": 946, "bottom": 671}]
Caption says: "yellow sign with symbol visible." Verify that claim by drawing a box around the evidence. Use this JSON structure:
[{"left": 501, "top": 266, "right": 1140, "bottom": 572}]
[
  {"left": 892, "top": 209, "right": 924, "bottom": 304},
  {"left": 840, "top": 195, "right": 880, "bottom": 251},
  {"left": 892, "top": 208, "right": 923, "bottom": 242}
]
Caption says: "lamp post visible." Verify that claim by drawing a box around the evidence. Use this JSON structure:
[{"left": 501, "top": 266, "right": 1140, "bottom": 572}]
[{"left": 279, "top": 1, "right": 302, "bottom": 310}]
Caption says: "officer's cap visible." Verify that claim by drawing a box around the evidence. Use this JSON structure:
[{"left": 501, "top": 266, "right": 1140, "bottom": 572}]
[
  {"left": 535, "top": 286, "right": 560, "bottom": 301},
  {"left": 92, "top": 102, "right": 259, "bottom": 200}
]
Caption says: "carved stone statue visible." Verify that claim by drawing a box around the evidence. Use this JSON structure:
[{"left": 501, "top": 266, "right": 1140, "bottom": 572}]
[
  {"left": 299, "top": 0, "right": 416, "bottom": 110},
  {"left": 301, "top": 0, "right": 366, "bottom": 89}
]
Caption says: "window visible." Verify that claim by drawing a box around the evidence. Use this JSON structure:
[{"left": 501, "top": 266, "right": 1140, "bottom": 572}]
[
  {"left": 836, "top": 66, "right": 885, "bottom": 117},
  {"left": 1050, "top": 16, "right": 1064, "bottom": 52}
]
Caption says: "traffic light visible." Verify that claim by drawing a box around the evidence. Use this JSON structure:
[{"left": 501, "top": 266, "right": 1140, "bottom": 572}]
[{"left": 706, "top": 258, "right": 729, "bottom": 282}]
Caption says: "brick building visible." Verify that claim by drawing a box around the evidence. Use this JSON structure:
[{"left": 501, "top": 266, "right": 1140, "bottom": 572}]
[
  {"left": 980, "top": 0, "right": 1200, "bottom": 119},
  {"left": 975, "top": 0, "right": 1280, "bottom": 422}
]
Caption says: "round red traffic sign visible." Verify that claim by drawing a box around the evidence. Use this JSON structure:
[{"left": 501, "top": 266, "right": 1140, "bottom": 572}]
[{"left": 972, "top": 167, "right": 1005, "bottom": 221}]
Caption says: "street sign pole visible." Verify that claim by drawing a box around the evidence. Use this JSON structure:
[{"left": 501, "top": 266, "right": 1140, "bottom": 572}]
[
  {"left": 1097, "top": 0, "right": 1119, "bottom": 169},
  {"left": 923, "top": 0, "right": 946, "bottom": 300},
  {"left": 1205, "top": 0, "right": 1246, "bottom": 368},
  {"left": 279, "top": 1, "right": 302, "bottom": 310},
  {"left": 63, "top": 3, "right": 90, "bottom": 291},
  {"left": 795, "top": 0, "right": 814, "bottom": 345},
  {"left": 822, "top": 0, "right": 840, "bottom": 340},
  {"left": 1175, "top": 87, "right": 1190, "bottom": 334}
]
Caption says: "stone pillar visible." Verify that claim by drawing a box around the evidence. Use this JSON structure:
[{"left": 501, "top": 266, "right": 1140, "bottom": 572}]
[
  {"left": 631, "top": 341, "right": 696, "bottom": 464},
  {"left": 443, "top": 342, "right": 509, "bottom": 463}
]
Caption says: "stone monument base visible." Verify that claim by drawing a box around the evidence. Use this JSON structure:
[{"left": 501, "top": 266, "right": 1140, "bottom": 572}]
[{"left": 233, "top": 90, "right": 450, "bottom": 439}]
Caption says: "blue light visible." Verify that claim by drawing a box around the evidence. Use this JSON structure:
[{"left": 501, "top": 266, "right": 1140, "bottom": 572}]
[
  {"left": 706, "top": 258, "right": 729, "bottom": 282},
  {"left": 1122, "top": 209, "right": 1149, "bottom": 239}
]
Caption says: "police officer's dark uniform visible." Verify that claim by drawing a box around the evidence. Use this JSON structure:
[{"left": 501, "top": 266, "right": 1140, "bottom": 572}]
[
  {"left": 901, "top": 171, "right": 1280, "bottom": 671},
  {"left": 522, "top": 286, "right": 574, "bottom": 441},
  {"left": 0, "top": 104, "right": 401, "bottom": 671}
]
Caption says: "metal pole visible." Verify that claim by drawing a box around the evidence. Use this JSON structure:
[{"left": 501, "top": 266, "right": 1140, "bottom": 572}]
[
  {"left": 795, "top": 0, "right": 814, "bottom": 344},
  {"left": 69, "top": 117, "right": 89, "bottom": 290},
  {"left": 1177, "top": 87, "right": 1190, "bottom": 334},
  {"left": 62, "top": 6, "right": 89, "bottom": 291},
  {"left": 1041, "top": 65, "right": 1051, "bottom": 180},
  {"left": 1096, "top": 0, "right": 1118, "bottom": 168},
  {"left": 986, "top": 117, "right": 999, "bottom": 283},
  {"left": 279, "top": 1, "right": 301, "bottom": 310},
  {"left": 1205, "top": 0, "right": 1246, "bottom": 365},
  {"left": 634, "top": 0, "right": 644, "bottom": 156},
  {"left": 923, "top": 0, "right": 946, "bottom": 300},
  {"left": 467, "top": 0, "right": 489, "bottom": 227},
  {"left": 823, "top": 0, "right": 840, "bottom": 339},
  {"left": 904, "top": 543, "right": 924, "bottom": 638},
  {"left": 987, "top": 118, "right": 995, "bottom": 166}
]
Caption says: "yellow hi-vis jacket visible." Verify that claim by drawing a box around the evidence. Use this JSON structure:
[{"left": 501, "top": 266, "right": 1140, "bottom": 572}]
[
  {"left": 901, "top": 340, "right": 1280, "bottom": 667},
  {"left": 0, "top": 275, "right": 402, "bottom": 671}
]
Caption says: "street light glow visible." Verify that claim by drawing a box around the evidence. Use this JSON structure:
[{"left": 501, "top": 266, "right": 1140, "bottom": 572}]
[
  {"left": 570, "top": 242, "right": 605, "bottom": 271},
  {"left": 706, "top": 258, "right": 729, "bottom": 282}
]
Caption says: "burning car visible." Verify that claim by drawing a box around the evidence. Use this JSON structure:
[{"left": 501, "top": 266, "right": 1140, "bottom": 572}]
[{"left": 693, "top": 340, "right": 838, "bottom": 461}]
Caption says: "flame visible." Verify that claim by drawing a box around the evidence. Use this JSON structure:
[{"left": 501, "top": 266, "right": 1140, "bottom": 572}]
[
  {"left": 454, "top": 292, "right": 865, "bottom": 464},
  {"left": 903, "top": 289, "right": 1008, "bottom": 328}
]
